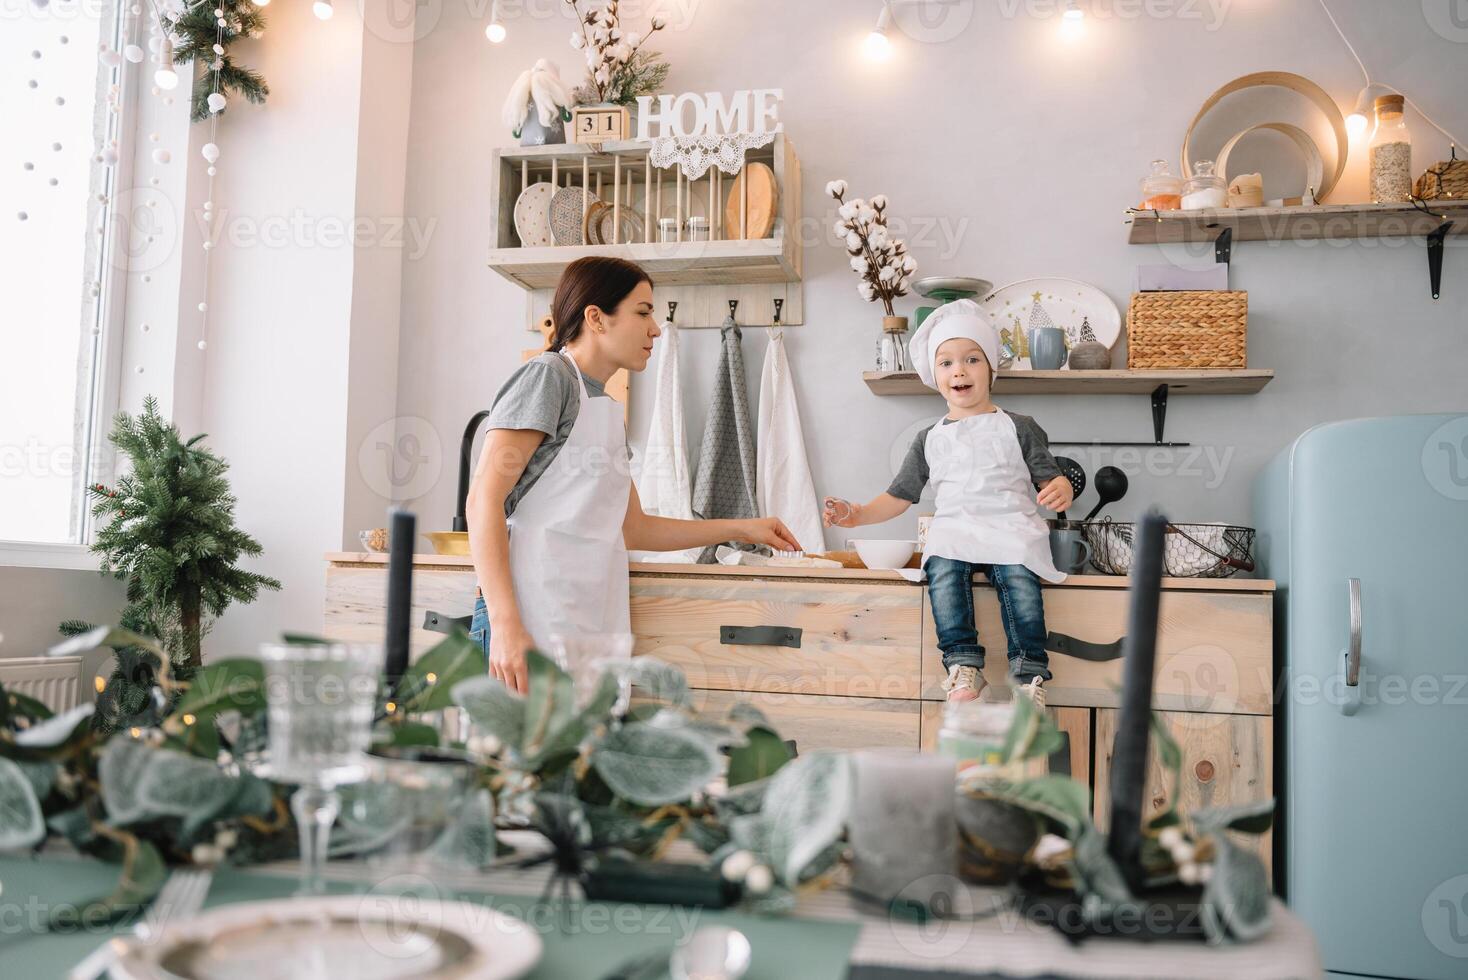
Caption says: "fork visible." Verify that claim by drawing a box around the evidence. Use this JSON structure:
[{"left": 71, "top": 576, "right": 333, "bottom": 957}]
[{"left": 68, "top": 868, "right": 214, "bottom": 980}]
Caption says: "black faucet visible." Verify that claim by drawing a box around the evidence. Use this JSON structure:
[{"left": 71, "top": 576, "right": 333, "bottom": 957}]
[{"left": 453, "top": 410, "right": 493, "bottom": 532}]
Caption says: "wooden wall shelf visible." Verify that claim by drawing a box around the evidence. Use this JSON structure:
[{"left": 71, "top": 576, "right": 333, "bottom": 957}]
[
  {"left": 1126, "top": 200, "right": 1466, "bottom": 245},
  {"left": 488, "top": 135, "right": 803, "bottom": 298},
  {"left": 862, "top": 369, "right": 1275, "bottom": 396}
]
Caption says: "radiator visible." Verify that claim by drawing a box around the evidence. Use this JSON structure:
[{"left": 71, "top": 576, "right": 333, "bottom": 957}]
[{"left": 0, "top": 656, "right": 83, "bottom": 713}]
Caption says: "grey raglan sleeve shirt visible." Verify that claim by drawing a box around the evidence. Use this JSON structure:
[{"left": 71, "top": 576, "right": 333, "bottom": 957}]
[{"left": 884, "top": 412, "right": 1062, "bottom": 504}]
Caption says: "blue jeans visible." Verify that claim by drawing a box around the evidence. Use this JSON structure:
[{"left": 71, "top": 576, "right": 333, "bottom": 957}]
[
  {"left": 469, "top": 595, "right": 491, "bottom": 655},
  {"left": 924, "top": 556, "right": 1052, "bottom": 682}
]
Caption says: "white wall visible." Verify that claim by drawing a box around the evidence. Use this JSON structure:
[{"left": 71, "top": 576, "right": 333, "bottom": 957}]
[{"left": 392, "top": 0, "right": 1468, "bottom": 558}]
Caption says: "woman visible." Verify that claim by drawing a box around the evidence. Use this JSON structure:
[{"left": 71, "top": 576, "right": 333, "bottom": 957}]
[{"left": 466, "top": 256, "right": 800, "bottom": 693}]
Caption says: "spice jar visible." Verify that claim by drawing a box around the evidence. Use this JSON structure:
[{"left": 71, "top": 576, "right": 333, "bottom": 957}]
[
  {"left": 1182, "top": 159, "right": 1228, "bottom": 210},
  {"left": 1369, "top": 94, "right": 1412, "bottom": 203},
  {"left": 1139, "top": 159, "right": 1183, "bottom": 211}
]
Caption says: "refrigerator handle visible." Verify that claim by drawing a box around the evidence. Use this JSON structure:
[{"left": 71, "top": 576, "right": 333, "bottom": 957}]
[{"left": 1340, "top": 577, "right": 1362, "bottom": 716}]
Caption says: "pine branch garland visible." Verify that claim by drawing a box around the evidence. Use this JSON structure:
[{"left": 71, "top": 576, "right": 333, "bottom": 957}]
[{"left": 163, "top": 0, "right": 269, "bottom": 123}]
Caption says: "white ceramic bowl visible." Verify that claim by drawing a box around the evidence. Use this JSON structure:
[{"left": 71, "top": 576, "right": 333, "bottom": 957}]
[{"left": 851, "top": 539, "right": 918, "bottom": 570}]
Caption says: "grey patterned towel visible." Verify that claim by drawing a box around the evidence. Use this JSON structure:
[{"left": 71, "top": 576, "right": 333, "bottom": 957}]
[{"left": 691, "top": 319, "right": 758, "bottom": 563}]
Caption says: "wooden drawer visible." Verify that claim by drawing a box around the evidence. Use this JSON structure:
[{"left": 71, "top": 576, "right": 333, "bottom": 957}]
[
  {"left": 1093, "top": 708, "right": 1273, "bottom": 874},
  {"left": 694, "top": 689, "right": 920, "bottom": 752},
  {"left": 920, "top": 585, "right": 1273, "bottom": 714},
  {"left": 324, "top": 564, "right": 477, "bottom": 659},
  {"left": 631, "top": 576, "right": 923, "bottom": 699},
  {"left": 919, "top": 703, "right": 1092, "bottom": 785}
]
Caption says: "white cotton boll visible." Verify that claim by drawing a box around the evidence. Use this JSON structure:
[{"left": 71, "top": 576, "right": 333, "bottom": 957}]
[
  {"left": 1171, "top": 841, "right": 1196, "bottom": 864},
  {"left": 902, "top": 255, "right": 917, "bottom": 273},
  {"left": 832, "top": 220, "right": 849, "bottom": 238},
  {"left": 624, "top": 30, "right": 640, "bottom": 46},
  {"left": 845, "top": 232, "right": 862, "bottom": 251},
  {"left": 879, "top": 266, "right": 897, "bottom": 283},
  {"left": 868, "top": 228, "right": 888, "bottom": 249},
  {"left": 858, "top": 281, "right": 875, "bottom": 301},
  {"left": 825, "top": 179, "right": 848, "bottom": 199},
  {"left": 837, "top": 202, "right": 858, "bottom": 220},
  {"left": 870, "top": 194, "right": 888, "bottom": 210},
  {"left": 850, "top": 256, "right": 868, "bottom": 273},
  {"left": 858, "top": 205, "right": 876, "bottom": 224},
  {"left": 569, "top": 32, "right": 584, "bottom": 48}
]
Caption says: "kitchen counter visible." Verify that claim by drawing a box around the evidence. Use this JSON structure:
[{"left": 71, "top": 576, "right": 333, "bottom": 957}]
[{"left": 323, "top": 552, "right": 1275, "bottom": 591}]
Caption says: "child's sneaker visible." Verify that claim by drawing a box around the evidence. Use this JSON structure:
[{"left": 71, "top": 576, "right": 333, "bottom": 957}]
[
  {"left": 943, "top": 665, "right": 986, "bottom": 703},
  {"left": 1014, "top": 676, "right": 1046, "bottom": 709}
]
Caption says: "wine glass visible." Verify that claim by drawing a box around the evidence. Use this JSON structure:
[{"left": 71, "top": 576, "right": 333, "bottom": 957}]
[
  {"left": 259, "top": 642, "right": 381, "bottom": 896},
  {"left": 547, "top": 632, "right": 634, "bottom": 711}
]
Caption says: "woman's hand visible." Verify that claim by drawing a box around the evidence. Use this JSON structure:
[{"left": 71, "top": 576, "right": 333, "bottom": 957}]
[
  {"left": 1037, "top": 475, "right": 1074, "bottom": 513},
  {"left": 823, "top": 496, "right": 862, "bottom": 528},
  {"left": 738, "top": 516, "right": 802, "bottom": 552},
  {"left": 488, "top": 618, "right": 535, "bottom": 694}
]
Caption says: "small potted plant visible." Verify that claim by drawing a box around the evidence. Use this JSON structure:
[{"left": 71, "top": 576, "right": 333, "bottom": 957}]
[
  {"left": 502, "top": 59, "right": 574, "bottom": 146},
  {"left": 827, "top": 179, "right": 917, "bottom": 370}
]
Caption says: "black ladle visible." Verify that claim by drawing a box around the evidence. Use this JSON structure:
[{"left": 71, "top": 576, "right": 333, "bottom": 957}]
[
  {"left": 1084, "top": 466, "right": 1129, "bottom": 521},
  {"left": 1054, "top": 456, "right": 1086, "bottom": 522}
]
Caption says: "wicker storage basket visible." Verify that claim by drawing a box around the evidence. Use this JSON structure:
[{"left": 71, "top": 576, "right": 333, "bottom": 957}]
[
  {"left": 1414, "top": 158, "right": 1468, "bottom": 201},
  {"left": 1127, "top": 290, "right": 1247, "bottom": 369}
]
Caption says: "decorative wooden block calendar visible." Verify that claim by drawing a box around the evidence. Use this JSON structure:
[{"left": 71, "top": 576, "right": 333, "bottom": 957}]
[{"left": 571, "top": 105, "right": 630, "bottom": 144}]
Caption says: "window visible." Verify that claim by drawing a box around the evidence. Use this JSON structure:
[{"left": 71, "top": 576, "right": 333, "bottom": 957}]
[{"left": 1, "top": 3, "right": 128, "bottom": 549}]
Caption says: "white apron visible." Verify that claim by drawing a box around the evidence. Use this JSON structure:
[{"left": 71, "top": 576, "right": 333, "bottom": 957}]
[
  {"left": 506, "top": 350, "right": 632, "bottom": 645},
  {"left": 920, "top": 409, "right": 1066, "bottom": 583}
]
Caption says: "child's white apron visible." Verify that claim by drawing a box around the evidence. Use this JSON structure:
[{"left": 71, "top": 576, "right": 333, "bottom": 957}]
[{"left": 919, "top": 409, "right": 1066, "bottom": 583}]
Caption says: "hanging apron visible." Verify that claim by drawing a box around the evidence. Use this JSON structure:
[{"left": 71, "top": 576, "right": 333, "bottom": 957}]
[
  {"left": 920, "top": 409, "right": 1066, "bottom": 583},
  {"left": 505, "top": 350, "right": 632, "bottom": 645}
]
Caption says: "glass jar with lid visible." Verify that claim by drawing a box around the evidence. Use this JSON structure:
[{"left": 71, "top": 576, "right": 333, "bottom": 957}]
[
  {"left": 1181, "top": 159, "right": 1228, "bottom": 210},
  {"left": 1368, "top": 93, "right": 1412, "bottom": 203},
  {"left": 1139, "top": 159, "right": 1183, "bottom": 211}
]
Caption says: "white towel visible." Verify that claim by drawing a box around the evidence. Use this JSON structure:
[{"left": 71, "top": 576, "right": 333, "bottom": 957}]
[
  {"left": 635, "top": 319, "right": 698, "bottom": 562},
  {"left": 756, "top": 330, "right": 825, "bottom": 555}
]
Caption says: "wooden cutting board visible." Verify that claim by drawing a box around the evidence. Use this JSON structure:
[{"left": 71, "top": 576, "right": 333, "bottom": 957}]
[
  {"left": 724, "top": 162, "right": 777, "bottom": 240},
  {"left": 524, "top": 314, "right": 628, "bottom": 420}
]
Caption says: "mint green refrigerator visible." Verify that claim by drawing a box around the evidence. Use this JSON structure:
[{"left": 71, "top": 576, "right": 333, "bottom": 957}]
[{"left": 1254, "top": 414, "right": 1468, "bottom": 979}]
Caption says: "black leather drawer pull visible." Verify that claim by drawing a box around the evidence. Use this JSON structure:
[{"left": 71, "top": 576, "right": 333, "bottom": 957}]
[
  {"left": 721, "top": 625, "right": 802, "bottom": 649},
  {"left": 1045, "top": 630, "right": 1125, "bottom": 662},
  {"left": 423, "top": 610, "right": 473, "bottom": 635}
]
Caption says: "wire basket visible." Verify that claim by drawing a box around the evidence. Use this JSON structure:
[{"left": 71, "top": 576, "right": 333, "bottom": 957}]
[{"left": 1082, "top": 519, "right": 1256, "bottom": 578}]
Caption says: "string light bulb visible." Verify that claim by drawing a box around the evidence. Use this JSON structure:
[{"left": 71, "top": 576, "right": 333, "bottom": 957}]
[
  {"left": 864, "top": 2, "right": 892, "bottom": 60},
  {"left": 313, "top": 0, "right": 333, "bottom": 20},
  {"left": 1059, "top": 0, "right": 1085, "bottom": 39},
  {"left": 153, "top": 36, "right": 179, "bottom": 90},
  {"left": 1346, "top": 84, "right": 1385, "bottom": 139},
  {"left": 1063, "top": 0, "right": 1084, "bottom": 20},
  {"left": 486, "top": 0, "right": 506, "bottom": 42}
]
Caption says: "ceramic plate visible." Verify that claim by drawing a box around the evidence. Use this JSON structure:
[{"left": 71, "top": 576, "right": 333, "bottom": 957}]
[
  {"left": 111, "top": 894, "right": 543, "bottom": 980},
  {"left": 550, "top": 186, "right": 600, "bottom": 246},
  {"left": 982, "top": 278, "right": 1121, "bottom": 370},
  {"left": 512, "top": 182, "right": 556, "bottom": 248}
]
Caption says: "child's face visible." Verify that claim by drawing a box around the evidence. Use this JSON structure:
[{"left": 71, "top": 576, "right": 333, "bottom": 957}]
[{"left": 934, "top": 338, "right": 991, "bottom": 409}]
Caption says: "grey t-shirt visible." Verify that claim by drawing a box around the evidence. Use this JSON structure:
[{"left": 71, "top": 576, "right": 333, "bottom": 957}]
[
  {"left": 886, "top": 410, "right": 1062, "bottom": 504},
  {"left": 487, "top": 351, "right": 612, "bottom": 517}
]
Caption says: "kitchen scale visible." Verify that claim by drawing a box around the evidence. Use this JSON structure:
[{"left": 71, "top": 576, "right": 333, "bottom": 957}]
[{"left": 912, "top": 276, "right": 993, "bottom": 328}]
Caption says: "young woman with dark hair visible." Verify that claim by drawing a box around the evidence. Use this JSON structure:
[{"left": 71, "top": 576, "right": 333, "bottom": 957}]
[{"left": 465, "top": 256, "right": 800, "bottom": 693}]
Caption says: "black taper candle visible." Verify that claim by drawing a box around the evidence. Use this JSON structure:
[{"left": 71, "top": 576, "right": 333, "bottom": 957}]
[
  {"left": 1106, "top": 509, "right": 1167, "bottom": 891},
  {"left": 384, "top": 508, "right": 415, "bottom": 684}
]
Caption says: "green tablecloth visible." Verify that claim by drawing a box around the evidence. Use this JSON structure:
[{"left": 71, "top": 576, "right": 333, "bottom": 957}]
[{"left": 0, "top": 856, "right": 860, "bottom": 979}]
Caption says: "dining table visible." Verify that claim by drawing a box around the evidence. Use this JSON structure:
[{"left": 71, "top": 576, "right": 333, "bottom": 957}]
[{"left": 0, "top": 835, "right": 1322, "bottom": 979}]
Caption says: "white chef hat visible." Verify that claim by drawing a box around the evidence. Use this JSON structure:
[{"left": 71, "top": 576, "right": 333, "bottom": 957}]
[{"left": 908, "top": 299, "right": 1000, "bottom": 389}]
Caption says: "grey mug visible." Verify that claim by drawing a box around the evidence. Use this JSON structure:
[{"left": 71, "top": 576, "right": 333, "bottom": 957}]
[
  {"left": 1029, "top": 327, "right": 1069, "bottom": 370},
  {"left": 1048, "top": 524, "right": 1091, "bottom": 574}
]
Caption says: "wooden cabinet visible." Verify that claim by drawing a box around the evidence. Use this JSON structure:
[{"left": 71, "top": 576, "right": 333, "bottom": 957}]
[{"left": 323, "top": 555, "right": 1274, "bottom": 871}]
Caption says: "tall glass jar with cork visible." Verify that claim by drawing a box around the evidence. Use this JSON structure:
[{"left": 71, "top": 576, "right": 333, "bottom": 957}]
[{"left": 1368, "top": 94, "right": 1412, "bottom": 203}]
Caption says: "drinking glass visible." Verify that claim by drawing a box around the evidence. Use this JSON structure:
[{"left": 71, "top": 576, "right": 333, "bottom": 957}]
[
  {"left": 547, "top": 632, "right": 634, "bottom": 711},
  {"left": 260, "top": 642, "right": 381, "bottom": 896}
]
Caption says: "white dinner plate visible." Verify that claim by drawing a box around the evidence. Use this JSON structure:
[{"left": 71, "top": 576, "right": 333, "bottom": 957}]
[
  {"left": 981, "top": 277, "right": 1122, "bottom": 370},
  {"left": 512, "top": 182, "right": 556, "bottom": 248},
  {"left": 110, "top": 893, "right": 543, "bottom": 980}
]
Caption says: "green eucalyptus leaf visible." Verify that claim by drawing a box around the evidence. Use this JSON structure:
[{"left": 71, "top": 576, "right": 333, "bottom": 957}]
[
  {"left": 98, "top": 737, "right": 152, "bottom": 824},
  {"left": 47, "top": 806, "right": 95, "bottom": 848},
  {"left": 12, "top": 703, "right": 95, "bottom": 750},
  {"left": 0, "top": 756, "right": 46, "bottom": 850},
  {"left": 1193, "top": 798, "right": 1275, "bottom": 837},
  {"left": 396, "top": 631, "right": 486, "bottom": 713},
  {"left": 726, "top": 726, "right": 792, "bottom": 787},
  {"left": 281, "top": 633, "right": 331, "bottom": 646},
  {"left": 1067, "top": 824, "right": 1133, "bottom": 906},
  {"left": 100, "top": 738, "right": 240, "bottom": 831},
  {"left": 48, "top": 625, "right": 166, "bottom": 661},
  {"left": 381, "top": 721, "right": 442, "bottom": 749},
  {"left": 522, "top": 650, "right": 577, "bottom": 763},
  {"left": 453, "top": 675, "right": 526, "bottom": 750},
  {"left": 53, "top": 834, "right": 166, "bottom": 928},
  {"left": 430, "top": 788, "right": 499, "bottom": 867},
  {"left": 15, "top": 760, "right": 58, "bottom": 803},
  {"left": 727, "top": 701, "right": 773, "bottom": 731},
  {"left": 591, "top": 722, "right": 720, "bottom": 806},
  {"left": 170, "top": 659, "right": 266, "bottom": 724},
  {"left": 1201, "top": 835, "right": 1272, "bottom": 943},
  {"left": 990, "top": 775, "right": 1091, "bottom": 836},
  {"left": 615, "top": 658, "right": 691, "bottom": 709},
  {"left": 761, "top": 752, "right": 852, "bottom": 887}
]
